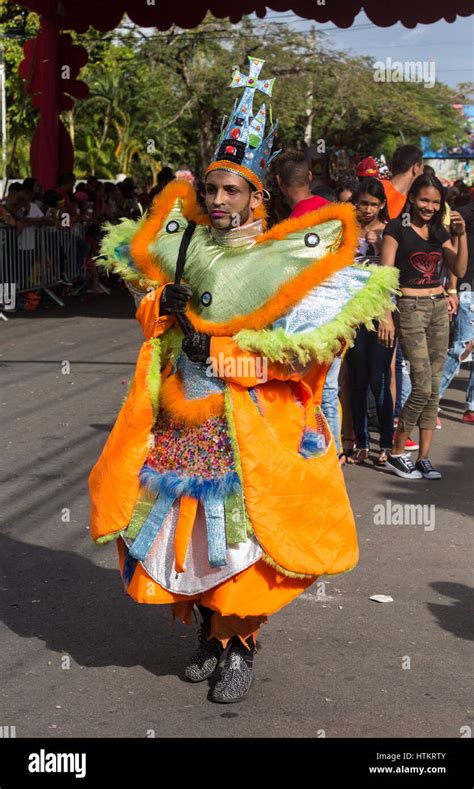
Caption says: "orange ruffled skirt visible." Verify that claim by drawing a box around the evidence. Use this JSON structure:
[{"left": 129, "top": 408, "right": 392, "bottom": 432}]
[{"left": 116, "top": 537, "right": 317, "bottom": 646}]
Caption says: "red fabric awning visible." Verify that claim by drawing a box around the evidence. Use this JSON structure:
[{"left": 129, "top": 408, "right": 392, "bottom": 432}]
[
  {"left": 15, "top": 0, "right": 474, "bottom": 32},
  {"left": 16, "top": 0, "right": 473, "bottom": 189}
]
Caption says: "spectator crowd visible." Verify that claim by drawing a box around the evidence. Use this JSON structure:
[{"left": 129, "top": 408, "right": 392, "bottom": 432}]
[{"left": 1, "top": 150, "right": 472, "bottom": 476}]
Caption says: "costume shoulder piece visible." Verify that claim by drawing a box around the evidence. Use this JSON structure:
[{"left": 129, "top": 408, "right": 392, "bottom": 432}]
[
  {"left": 100, "top": 179, "right": 398, "bottom": 360},
  {"left": 99, "top": 55, "right": 398, "bottom": 358}
]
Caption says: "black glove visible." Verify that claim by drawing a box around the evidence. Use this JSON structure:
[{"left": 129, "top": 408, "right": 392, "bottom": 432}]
[
  {"left": 182, "top": 332, "right": 211, "bottom": 363},
  {"left": 159, "top": 283, "right": 193, "bottom": 316}
]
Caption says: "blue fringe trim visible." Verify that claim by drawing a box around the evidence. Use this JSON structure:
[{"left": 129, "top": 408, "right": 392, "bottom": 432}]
[
  {"left": 204, "top": 499, "right": 227, "bottom": 568},
  {"left": 139, "top": 466, "right": 241, "bottom": 502},
  {"left": 298, "top": 428, "right": 327, "bottom": 458},
  {"left": 128, "top": 491, "right": 175, "bottom": 562},
  {"left": 122, "top": 543, "right": 138, "bottom": 587}
]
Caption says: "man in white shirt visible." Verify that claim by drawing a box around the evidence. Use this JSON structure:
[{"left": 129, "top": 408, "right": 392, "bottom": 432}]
[
  {"left": 16, "top": 183, "right": 44, "bottom": 289},
  {"left": 17, "top": 199, "right": 43, "bottom": 252}
]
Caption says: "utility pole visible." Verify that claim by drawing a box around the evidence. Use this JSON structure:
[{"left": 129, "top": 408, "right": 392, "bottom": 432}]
[
  {"left": 0, "top": 44, "right": 7, "bottom": 185},
  {"left": 303, "top": 27, "right": 317, "bottom": 147}
]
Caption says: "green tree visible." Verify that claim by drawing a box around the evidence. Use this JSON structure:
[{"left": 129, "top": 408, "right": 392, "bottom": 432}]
[
  {"left": 0, "top": 1, "right": 39, "bottom": 176},
  {"left": 2, "top": 6, "right": 470, "bottom": 183}
]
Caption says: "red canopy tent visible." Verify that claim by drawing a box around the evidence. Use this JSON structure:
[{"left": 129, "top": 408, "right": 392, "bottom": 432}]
[{"left": 15, "top": 0, "right": 474, "bottom": 188}]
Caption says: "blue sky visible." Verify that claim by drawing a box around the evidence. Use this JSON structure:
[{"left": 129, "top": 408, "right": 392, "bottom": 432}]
[{"left": 258, "top": 10, "right": 473, "bottom": 88}]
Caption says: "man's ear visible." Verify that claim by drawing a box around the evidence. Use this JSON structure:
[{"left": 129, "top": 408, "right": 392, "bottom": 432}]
[
  {"left": 250, "top": 189, "right": 264, "bottom": 210},
  {"left": 307, "top": 170, "right": 313, "bottom": 185}
]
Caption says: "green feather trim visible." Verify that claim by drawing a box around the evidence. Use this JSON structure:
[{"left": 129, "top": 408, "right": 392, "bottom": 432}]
[
  {"left": 234, "top": 264, "right": 400, "bottom": 365},
  {"left": 261, "top": 552, "right": 358, "bottom": 580},
  {"left": 97, "top": 216, "right": 159, "bottom": 289},
  {"left": 261, "top": 552, "right": 317, "bottom": 580},
  {"left": 159, "top": 327, "right": 183, "bottom": 368},
  {"left": 318, "top": 565, "right": 357, "bottom": 580},
  {"left": 148, "top": 338, "right": 162, "bottom": 421},
  {"left": 125, "top": 494, "right": 155, "bottom": 540},
  {"left": 96, "top": 530, "right": 126, "bottom": 544},
  {"left": 223, "top": 388, "right": 253, "bottom": 538}
]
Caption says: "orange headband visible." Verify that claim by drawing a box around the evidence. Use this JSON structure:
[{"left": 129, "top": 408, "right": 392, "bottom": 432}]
[{"left": 206, "top": 160, "right": 264, "bottom": 192}]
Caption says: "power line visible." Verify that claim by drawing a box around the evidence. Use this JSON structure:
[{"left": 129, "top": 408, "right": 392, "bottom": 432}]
[
  {"left": 113, "top": 21, "right": 377, "bottom": 34},
  {"left": 1, "top": 21, "right": 471, "bottom": 57},
  {"left": 2, "top": 31, "right": 471, "bottom": 74},
  {"left": 0, "top": 21, "right": 377, "bottom": 41},
  {"left": 340, "top": 41, "right": 473, "bottom": 48}
]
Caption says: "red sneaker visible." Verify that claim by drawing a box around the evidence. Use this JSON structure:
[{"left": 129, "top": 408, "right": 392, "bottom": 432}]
[
  {"left": 392, "top": 432, "right": 419, "bottom": 451},
  {"left": 462, "top": 411, "right": 474, "bottom": 424}
]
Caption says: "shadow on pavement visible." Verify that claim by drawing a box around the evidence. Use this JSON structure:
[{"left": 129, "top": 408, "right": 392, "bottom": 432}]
[
  {"left": 428, "top": 582, "right": 474, "bottom": 642},
  {"left": 0, "top": 533, "right": 193, "bottom": 677}
]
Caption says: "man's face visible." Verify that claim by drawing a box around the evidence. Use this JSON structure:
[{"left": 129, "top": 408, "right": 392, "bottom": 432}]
[{"left": 204, "top": 170, "right": 262, "bottom": 230}]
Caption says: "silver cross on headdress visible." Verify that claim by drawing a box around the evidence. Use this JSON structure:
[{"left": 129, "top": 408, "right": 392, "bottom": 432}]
[{"left": 230, "top": 57, "right": 275, "bottom": 119}]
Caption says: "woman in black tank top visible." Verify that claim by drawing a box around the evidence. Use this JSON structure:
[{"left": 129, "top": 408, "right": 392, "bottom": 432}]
[{"left": 379, "top": 174, "right": 467, "bottom": 480}]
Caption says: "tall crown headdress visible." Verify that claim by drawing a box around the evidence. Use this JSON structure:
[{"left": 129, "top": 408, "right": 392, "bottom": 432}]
[{"left": 206, "top": 56, "right": 281, "bottom": 191}]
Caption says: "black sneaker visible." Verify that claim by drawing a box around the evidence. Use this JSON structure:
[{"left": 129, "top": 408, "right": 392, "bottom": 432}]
[
  {"left": 415, "top": 458, "right": 442, "bottom": 480},
  {"left": 184, "top": 624, "right": 223, "bottom": 683},
  {"left": 385, "top": 453, "right": 423, "bottom": 479},
  {"left": 210, "top": 636, "right": 255, "bottom": 703}
]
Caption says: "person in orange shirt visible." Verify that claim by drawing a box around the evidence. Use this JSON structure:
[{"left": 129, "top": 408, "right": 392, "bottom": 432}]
[{"left": 382, "top": 145, "right": 424, "bottom": 219}]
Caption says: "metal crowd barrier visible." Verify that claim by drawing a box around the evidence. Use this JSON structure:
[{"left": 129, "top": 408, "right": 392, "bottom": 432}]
[{"left": 0, "top": 222, "right": 90, "bottom": 317}]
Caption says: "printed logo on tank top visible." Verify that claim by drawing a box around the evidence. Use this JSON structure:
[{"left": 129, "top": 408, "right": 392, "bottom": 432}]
[{"left": 407, "top": 251, "right": 442, "bottom": 286}]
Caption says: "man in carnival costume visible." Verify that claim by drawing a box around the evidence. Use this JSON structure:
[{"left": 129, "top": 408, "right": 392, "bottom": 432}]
[{"left": 89, "top": 57, "right": 398, "bottom": 703}]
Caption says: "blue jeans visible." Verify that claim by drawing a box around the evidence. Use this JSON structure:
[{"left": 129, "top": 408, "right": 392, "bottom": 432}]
[
  {"left": 345, "top": 325, "right": 395, "bottom": 449},
  {"left": 322, "top": 357, "right": 341, "bottom": 454},
  {"left": 394, "top": 342, "right": 412, "bottom": 417},
  {"left": 439, "top": 290, "right": 474, "bottom": 410}
]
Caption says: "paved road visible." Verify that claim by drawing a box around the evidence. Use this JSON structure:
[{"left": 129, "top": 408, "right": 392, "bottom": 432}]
[{"left": 1, "top": 289, "right": 472, "bottom": 738}]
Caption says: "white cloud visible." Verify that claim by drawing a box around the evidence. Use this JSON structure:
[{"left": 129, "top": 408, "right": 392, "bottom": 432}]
[{"left": 400, "top": 26, "right": 426, "bottom": 42}]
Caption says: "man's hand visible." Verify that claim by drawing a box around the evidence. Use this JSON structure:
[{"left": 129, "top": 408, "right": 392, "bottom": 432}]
[
  {"left": 182, "top": 332, "right": 211, "bottom": 363},
  {"left": 159, "top": 283, "right": 193, "bottom": 316}
]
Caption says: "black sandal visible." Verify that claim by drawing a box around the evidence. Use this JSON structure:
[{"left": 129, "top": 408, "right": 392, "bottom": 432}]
[
  {"left": 339, "top": 441, "right": 354, "bottom": 465},
  {"left": 374, "top": 449, "right": 390, "bottom": 466},
  {"left": 346, "top": 448, "right": 369, "bottom": 464}
]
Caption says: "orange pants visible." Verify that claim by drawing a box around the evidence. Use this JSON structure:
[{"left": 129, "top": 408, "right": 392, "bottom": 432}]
[{"left": 116, "top": 537, "right": 317, "bottom": 647}]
